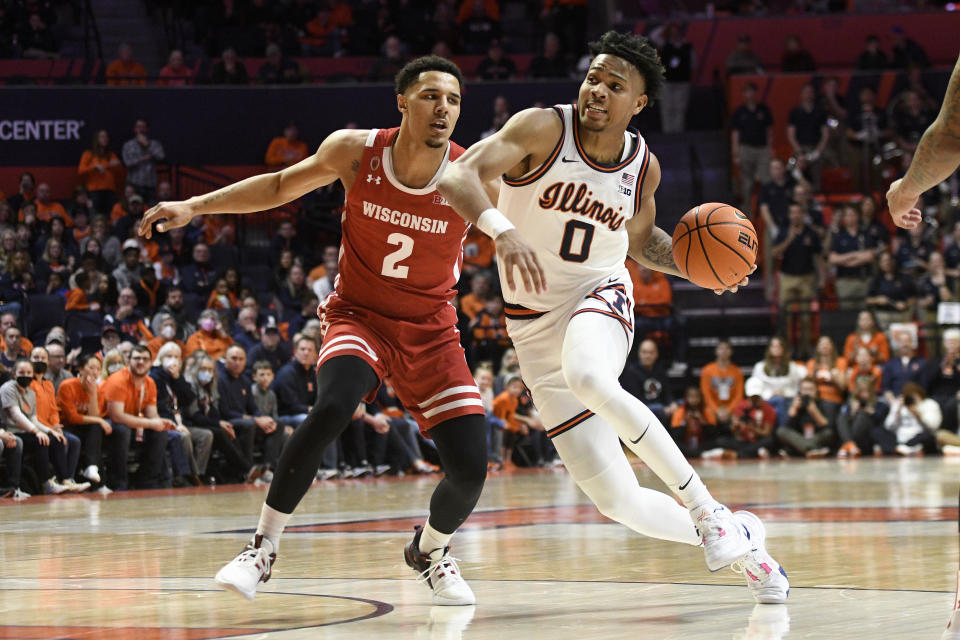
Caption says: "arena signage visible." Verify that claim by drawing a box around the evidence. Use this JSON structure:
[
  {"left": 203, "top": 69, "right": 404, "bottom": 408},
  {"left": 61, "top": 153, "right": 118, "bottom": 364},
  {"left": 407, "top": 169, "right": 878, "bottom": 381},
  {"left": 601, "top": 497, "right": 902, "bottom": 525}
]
[{"left": 0, "top": 119, "right": 84, "bottom": 141}]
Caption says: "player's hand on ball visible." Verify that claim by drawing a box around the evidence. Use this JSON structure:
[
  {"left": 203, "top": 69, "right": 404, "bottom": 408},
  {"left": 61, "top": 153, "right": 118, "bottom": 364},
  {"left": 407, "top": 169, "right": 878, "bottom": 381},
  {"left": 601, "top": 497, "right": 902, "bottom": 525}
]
[
  {"left": 713, "top": 264, "right": 757, "bottom": 295},
  {"left": 139, "top": 201, "right": 195, "bottom": 239},
  {"left": 496, "top": 230, "right": 547, "bottom": 294},
  {"left": 885, "top": 179, "right": 923, "bottom": 229}
]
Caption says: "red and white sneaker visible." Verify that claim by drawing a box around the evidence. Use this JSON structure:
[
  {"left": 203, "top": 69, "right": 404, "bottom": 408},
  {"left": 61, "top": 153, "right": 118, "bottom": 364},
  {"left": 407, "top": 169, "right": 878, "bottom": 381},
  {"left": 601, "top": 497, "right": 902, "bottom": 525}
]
[
  {"left": 732, "top": 511, "right": 790, "bottom": 604},
  {"left": 691, "top": 502, "right": 751, "bottom": 572},
  {"left": 214, "top": 535, "right": 276, "bottom": 600},
  {"left": 404, "top": 526, "right": 476, "bottom": 605}
]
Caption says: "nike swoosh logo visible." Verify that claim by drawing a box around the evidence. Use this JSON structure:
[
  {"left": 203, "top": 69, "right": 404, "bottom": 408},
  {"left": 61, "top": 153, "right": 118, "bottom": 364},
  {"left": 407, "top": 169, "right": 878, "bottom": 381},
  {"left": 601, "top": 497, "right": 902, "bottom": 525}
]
[
  {"left": 561, "top": 157, "right": 578, "bottom": 163},
  {"left": 629, "top": 425, "right": 649, "bottom": 444},
  {"left": 678, "top": 473, "right": 694, "bottom": 491}
]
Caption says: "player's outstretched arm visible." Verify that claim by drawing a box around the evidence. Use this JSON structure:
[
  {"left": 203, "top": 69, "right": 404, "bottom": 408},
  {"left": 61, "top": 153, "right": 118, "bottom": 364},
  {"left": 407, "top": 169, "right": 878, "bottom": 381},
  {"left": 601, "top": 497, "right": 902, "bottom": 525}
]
[
  {"left": 138, "top": 129, "right": 368, "bottom": 239},
  {"left": 627, "top": 152, "right": 754, "bottom": 294},
  {"left": 887, "top": 54, "right": 960, "bottom": 229},
  {"left": 439, "top": 108, "right": 562, "bottom": 294}
]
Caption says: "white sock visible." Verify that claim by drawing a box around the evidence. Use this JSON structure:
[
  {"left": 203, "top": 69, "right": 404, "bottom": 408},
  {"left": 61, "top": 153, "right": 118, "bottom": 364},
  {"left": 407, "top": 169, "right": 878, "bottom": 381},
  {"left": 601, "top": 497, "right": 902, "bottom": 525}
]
[
  {"left": 256, "top": 503, "right": 291, "bottom": 553},
  {"left": 419, "top": 521, "right": 452, "bottom": 562}
]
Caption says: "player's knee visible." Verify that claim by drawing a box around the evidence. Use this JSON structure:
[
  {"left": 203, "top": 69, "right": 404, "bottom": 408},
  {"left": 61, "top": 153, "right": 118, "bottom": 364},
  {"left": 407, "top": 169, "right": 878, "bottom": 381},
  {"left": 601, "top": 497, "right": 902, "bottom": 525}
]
[
  {"left": 307, "top": 394, "right": 356, "bottom": 432},
  {"left": 562, "top": 365, "right": 613, "bottom": 408},
  {"left": 445, "top": 455, "right": 486, "bottom": 499}
]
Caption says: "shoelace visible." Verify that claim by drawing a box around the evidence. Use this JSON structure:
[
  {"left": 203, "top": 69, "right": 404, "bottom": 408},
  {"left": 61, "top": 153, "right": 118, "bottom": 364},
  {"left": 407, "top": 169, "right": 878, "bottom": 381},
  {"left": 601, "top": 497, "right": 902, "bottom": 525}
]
[
  {"left": 236, "top": 546, "right": 270, "bottom": 572},
  {"left": 730, "top": 552, "right": 769, "bottom": 584},
  {"left": 416, "top": 555, "right": 464, "bottom": 588},
  {"left": 698, "top": 511, "right": 728, "bottom": 540}
]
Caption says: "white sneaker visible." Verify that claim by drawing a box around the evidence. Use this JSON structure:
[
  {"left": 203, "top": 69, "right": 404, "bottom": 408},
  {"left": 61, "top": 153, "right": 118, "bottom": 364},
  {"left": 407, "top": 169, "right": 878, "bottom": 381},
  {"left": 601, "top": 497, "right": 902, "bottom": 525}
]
[
  {"left": 896, "top": 443, "right": 923, "bottom": 456},
  {"left": 82, "top": 465, "right": 101, "bottom": 483},
  {"left": 692, "top": 502, "right": 750, "bottom": 572},
  {"left": 943, "top": 445, "right": 960, "bottom": 457},
  {"left": 701, "top": 447, "right": 724, "bottom": 460},
  {"left": 11, "top": 488, "right": 30, "bottom": 501},
  {"left": 404, "top": 526, "right": 476, "bottom": 605},
  {"left": 316, "top": 468, "right": 339, "bottom": 481},
  {"left": 732, "top": 511, "right": 790, "bottom": 604},
  {"left": 96, "top": 485, "right": 113, "bottom": 495},
  {"left": 214, "top": 535, "right": 277, "bottom": 600},
  {"left": 44, "top": 478, "right": 70, "bottom": 495},
  {"left": 62, "top": 478, "right": 91, "bottom": 493}
]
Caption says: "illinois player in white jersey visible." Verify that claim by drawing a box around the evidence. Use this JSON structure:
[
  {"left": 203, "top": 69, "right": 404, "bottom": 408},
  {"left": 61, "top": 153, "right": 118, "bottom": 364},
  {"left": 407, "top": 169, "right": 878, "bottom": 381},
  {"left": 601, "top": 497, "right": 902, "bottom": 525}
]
[
  {"left": 439, "top": 31, "right": 789, "bottom": 603},
  {"left": 139, "top": 56, "right": 495, "bottom": 606}
]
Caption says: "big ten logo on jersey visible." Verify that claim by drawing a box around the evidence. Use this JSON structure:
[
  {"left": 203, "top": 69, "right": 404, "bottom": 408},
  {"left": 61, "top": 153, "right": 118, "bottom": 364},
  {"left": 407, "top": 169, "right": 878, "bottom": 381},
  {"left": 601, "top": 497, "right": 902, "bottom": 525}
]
[
  {"left": 538, "top": 181, "right": 626, "bottom": 232},
  {"left": 433, "top": 193, "right": 450, "bottom": 207},
  {"left": 618, "top": 171, "right": 635, "bottom": 197},
  {"left": 737, "top": 230, "right": 757, "bottom": 252}
]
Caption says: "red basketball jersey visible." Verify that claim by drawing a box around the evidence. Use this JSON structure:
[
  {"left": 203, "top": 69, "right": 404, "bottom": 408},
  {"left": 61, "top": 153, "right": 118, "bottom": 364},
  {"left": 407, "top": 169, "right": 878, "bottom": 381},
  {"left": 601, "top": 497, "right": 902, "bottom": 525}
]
[{"left": 330, "top": 127, "right": 468, "bottom": 320}]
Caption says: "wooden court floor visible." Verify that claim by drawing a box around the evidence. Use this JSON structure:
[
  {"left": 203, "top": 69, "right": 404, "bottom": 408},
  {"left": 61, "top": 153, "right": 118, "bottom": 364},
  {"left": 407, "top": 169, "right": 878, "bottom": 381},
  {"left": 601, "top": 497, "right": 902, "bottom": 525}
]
[{"left": 1, "top": 456, "right": 958, "bottom": 639}]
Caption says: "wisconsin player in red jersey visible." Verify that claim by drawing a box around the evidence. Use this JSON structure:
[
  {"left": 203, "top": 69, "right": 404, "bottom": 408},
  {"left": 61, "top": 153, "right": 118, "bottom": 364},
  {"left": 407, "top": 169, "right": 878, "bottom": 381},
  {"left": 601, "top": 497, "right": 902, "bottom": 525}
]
[{"left": 139, "top": 57, "right": 490, "bottom": 606}]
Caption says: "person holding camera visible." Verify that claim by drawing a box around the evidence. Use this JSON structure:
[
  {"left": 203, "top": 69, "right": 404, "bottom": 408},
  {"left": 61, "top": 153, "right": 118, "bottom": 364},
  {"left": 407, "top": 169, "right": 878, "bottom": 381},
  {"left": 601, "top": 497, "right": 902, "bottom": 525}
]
[
  {"left": 878, "top": 382, "right": 941, "bottom": 455},
  {"left": 776, "top": 377, "right": 838, "bottom": 458},
  {"left": 836, "top": 377, "right": 889, "bottom": 457}
]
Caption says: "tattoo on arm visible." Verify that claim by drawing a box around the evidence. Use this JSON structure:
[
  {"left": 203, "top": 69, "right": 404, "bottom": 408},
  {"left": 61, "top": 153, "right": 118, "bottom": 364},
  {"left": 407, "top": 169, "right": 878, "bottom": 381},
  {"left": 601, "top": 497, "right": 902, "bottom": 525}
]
[
  {"left": 904, "top": 56, "right": 960, "bottom": 192},
  {"left": 351, "top": 159, "right": 360, "bottom": 174},
  {"left": 200, "top": 184, "right": 236, "bottom": 208},
  {"left": 641, "top": 226, "right": 679, "bottom": 272}
]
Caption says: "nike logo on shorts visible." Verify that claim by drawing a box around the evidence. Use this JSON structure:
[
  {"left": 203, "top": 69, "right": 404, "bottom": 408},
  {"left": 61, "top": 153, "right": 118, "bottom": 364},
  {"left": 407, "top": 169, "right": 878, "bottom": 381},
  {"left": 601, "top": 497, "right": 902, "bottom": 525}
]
[
  {"left": 629, "top": 425, "right": 649, "bottom": 444},
  {"left": 561, "top": 157, "right": 578, "bottom": 163}
]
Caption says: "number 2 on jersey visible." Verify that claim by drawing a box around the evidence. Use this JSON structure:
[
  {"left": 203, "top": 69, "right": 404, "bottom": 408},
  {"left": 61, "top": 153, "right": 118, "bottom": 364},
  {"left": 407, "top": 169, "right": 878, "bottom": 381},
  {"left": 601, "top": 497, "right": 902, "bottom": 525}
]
[
  {"left": 381, "top": 232, "right": 413, "bottom": 278},
  {"left": 559, "top": 219, "right": 594, "bottom": 262}
]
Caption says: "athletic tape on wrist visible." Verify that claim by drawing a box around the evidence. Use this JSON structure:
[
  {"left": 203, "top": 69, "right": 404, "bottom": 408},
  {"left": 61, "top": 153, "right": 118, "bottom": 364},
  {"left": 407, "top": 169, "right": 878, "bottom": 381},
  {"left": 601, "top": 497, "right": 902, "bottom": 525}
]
[{"left": 477, "top": 208, "right": 515, "bottom": 239}]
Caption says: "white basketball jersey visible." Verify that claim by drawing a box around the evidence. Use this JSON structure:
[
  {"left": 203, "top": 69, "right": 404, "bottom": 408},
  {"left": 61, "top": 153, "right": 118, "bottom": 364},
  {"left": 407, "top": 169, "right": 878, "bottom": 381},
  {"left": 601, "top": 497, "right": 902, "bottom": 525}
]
[{"left": 497, "top": 103, "right": 651, "bottom": 312}]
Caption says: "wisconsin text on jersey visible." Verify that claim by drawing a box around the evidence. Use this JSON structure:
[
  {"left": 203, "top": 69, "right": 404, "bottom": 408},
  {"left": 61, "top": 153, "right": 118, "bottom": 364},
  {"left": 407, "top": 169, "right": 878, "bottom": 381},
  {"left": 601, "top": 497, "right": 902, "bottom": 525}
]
[
  {"left": 537, "top": 181, "right": 626, "bottom": 231},
  {"left": 362, "top": 200, "right": 450, "bottom": 234}
]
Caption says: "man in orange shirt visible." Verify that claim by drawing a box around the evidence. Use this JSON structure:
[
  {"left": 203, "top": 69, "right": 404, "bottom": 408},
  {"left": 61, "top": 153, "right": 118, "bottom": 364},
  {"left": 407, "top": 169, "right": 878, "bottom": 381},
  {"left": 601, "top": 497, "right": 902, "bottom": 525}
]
[
  {"left": 627, "top": 261, "right": 688, "bottom": 366},
  {"left": 492, "top": 374, "right": 551, "bottom": 466},
  {"left": 700, "top": 340, "right": 745, "bottom": 431},
  {"left": 101, "top": 344, "right": 175, "bottom": 489},
  {"left": 461, "top": 225, "right": 495, "bottom": 274},
  {"left": 106, "top": 42, "right": 147, "bottom": 86},
  {"left": 460, "top": 272, "right": 492, "bottom": 321},
  {"left": 186, "top": 309, "right": 234, "bottom": 360},
  {"left": 0, "top": 313, "right": 34, "bottom": 359},
  {"left": 29, "top": 346, "right": 87, "bottom": 491},
  {"left": 59, "top": 353, "right": 110, "bottom": 487},
  {"left": 33, "top": 183, "right": 72, "bottom": 226},
  {"left": 265, "top": 123, "right": 309, "bottom": 171}
]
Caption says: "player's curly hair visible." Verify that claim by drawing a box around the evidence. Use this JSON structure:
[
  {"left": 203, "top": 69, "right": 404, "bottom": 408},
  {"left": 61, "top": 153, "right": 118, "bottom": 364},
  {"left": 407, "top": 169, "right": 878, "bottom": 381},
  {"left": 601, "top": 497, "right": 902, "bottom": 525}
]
[
  {"left": 394, "top": 56, "right": 463, "bottom": 95},
  {"left": 588, "top": 31, "right": 665, "bottom": 105}
]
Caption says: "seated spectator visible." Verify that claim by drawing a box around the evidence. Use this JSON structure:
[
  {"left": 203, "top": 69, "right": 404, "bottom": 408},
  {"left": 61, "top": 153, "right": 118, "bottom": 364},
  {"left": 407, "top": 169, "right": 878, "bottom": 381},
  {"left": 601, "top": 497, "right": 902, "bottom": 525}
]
[
  {"left": 277, "top": 264, "right": 310, "bottom": 321},
  {"left": 112, "top": 194, "right": 146, "bottom": 241},
  {"left": 776, "top": 377, "right": 838, "bottom": 458},
  {"left": 232, "top": 307, "right": 261, "bottom": 353},
  {"left": 629, "top": 262, "right": 687, "bottom": 365},
  {"left": 918, "top": 252, "right": 955, "bottom": 348},
  {"left": 494, "top": 347, "right": 520, "bottom": 394},
  {"left": 866, "top": 251, "right": 915, "bottom": 329},
  {"left": 368, "top": 36, "right": 407, "bottom": 82},
  {"left": 469, "top": 295, "right": 509, "bottom": 365},
  {"left": 157, "top": 286, "right": 195, "bottom": 339},
  {"left": 112, "top": 239, "right": 143, "bottom": 291},
  {"left": 773, "top": 202, "right": 821, "bottom": 356},
  {"left": 0, "top": 248, "right": 36, "bottom": 302},
  {"left": 300, "top": 1, "right": 353, "bottom": 56},
  {"left": 247, "top": 319, "right": 291, "bottom": 373},
  {"left": 725, "top": 34, "right": 762, "bottom": 76},
  {"left": 149, "top": 343, "right": 212, "bottom": 486},
  {"left": 34, "top": 214, "right": 78, "bottom": 263},
  {"left": 310, "top": 250, "right": 338, "bottom": 304},
  {"left": 847, "top": 345, "right": 883, "bottom": 395},
  {"left": 185, "top": 352, "right": 259, "bottom": 483},
  {"left": 157, "top": 49, "right": 192, "bottom": 86},
  {"left": 102, "top": 345, "right": 176, "bottom": 489},
  {"left": 935, "top": 331, "right": 960, "bottom": 452},
  {"left": 879, "top": 382, "right": 941, "bottom": 455},
  {"left": 32, "top": 182, "right": 70, "bottom": 225},
  {"left": 836, "top": 377, "right": 889, "bottom": 457},
  {"left": 0, "top": 426, "right": 26, "bottom": 499},
  {"left": 219, "top": 345, "right": 286, "bottom": 471},
  {"left": 882, "top": 330, "right": 927, "bottom": 400},
  {"left": 700, "top": 340, "right": 744, "bottom": 432},
  {"left": 713, "top": 378, "right": 777, "bottom": 459},
  {"left": 6, "top": 172, "right": 35, "bottom": 215},
  {"left": 528, "top": 32, "right": 568, "bottom": 78},
  {"left": 855, "top": 35, "right": 888, "bottom": 70},
  {"left": 0, "top": 324, "right": 27, "bottom": 371},
  {"left": 207, "top": 278, "right": 239, "bottom": 312},
  {"left": 257, "top": 43, "right": 302, "bottom": 84},
  {"left": 1, "top": 359, "right": 72, "bottom": 494},
  {"left": 670, "top": 386, "right": 719, "bottom": 459},
  {"left": 77, "top": 130, "right": 123, "bottom": 215},
  {"left": 105, "top": 287, "right": 153, "bottom": 343},
  {"left": 474, "top": 363, "right": 504, "bottom": 467},
  {"left": 29, "top": 346, "right": 86, "bottom": 490},
  {"left": 186, "top": 310, "right": 234, "bottom": 360},
  {"left": 249, "top": 360, "right": 293, "bottom": 474},
  {"left": 746, "top": 336, "right": 806, "bottom": 424},
  {"left": 58, "top": 354, "right": 110, "bottom": 486},
  {"left": 843, "top": 310, "right": 890, "bottom": 364},
  {"left": 132, "top": 264, "right": 163, "bottom": 314},
  {"left": 620, "top": 339, "right": 676, "bottom": 426},
  {"left": 44, "top": 341, "right": 72, "bottom": 392},
  {"left": 493, "top": 374, "right": 552, "bottom": 467},
  {"left": 180, "top": 243, "right": 216, "bottom": 299},
  {"left": 19, "top": 12, "right": 58, "bottom": 59},
  {"left": 461, "top": 225, "right": 495, "bottom": 275},
  {"left": 272, "top": 336, "right": 318, "bottom": 426},
  {"left": 476, "top": 39, "right": 516, "bottom": 80},
  {"left": 35, "top": 238, "right": 72, "bottom": 290},
  {"left": 460, "top": 272, "right": 492, "bottom": 321},
  {"left": 780, "top": 34, "right": 815, "bottom": 72},
  {"left": 106, "top": 42, "right": 147, "bottom": 86},
  {"left": 456, "top": 0, "right": 500, "bottom": 53},
  {"left": 146, "top": 313, "right": 186, "bottom": 360},
  {"left": 265, "top": 122, "right": 309, "bottom": 171},
  {"left": 806, "top": 336, "right": 847, "bottom": 408},
  {"left": 208, "top": 47, "right": 249, "bottom": 85}
]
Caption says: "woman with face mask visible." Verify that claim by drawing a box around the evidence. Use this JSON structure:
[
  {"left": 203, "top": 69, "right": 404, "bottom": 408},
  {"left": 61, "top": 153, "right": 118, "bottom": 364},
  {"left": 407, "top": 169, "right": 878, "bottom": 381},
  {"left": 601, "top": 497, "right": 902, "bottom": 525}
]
[
  {"left": 148, "top": 343, "right": 212, "bottom": 487},
  {"left": 184, "top": 353, "right": 260, "bottom": 484},
  {"left": 100, "top": 348, "right": 127, "bottom": 381},
  {"left": 0, "top": 359, "right": 73, "bottom": 494},
  {"left": 146, "top": 313, "right": 186, "bottom": 362},
  {"left": 185, "top": 310, "right": 234, "bottom": 361}
]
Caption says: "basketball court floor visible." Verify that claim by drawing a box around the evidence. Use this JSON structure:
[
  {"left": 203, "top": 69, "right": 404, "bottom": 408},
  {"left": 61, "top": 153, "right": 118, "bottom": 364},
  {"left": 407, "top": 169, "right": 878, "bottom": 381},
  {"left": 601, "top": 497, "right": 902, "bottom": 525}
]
[{"left": 1, "top": 456, "right": 957, "bottom": 639}]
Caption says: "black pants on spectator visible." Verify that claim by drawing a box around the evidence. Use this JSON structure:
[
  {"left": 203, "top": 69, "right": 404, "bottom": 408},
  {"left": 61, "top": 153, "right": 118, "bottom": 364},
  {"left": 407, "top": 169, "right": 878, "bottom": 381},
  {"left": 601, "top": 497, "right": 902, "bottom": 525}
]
[
  {"left": 873, "top": 428, "right": 939, "bottom": 454},
  {"left": 255, "top": 426, "right": 289, "bottom": 469},
  {"left": 505, "top": 429, "right": 554, "bottom": 467},
  {"left": 199, "top": 424, "right": 252, "bottom": 482},
  {"left": 715, "top": 435, "right": 776, "bottom": 459},
  {"left": 116, "top": 425, "right": 167, "bottom": 489},
  {"left": 1, "top": 435, "right": 23, "bottom": 489},
  {"left": 836, "top": 411, "right": 878, "bottom": 451},
  {"left": 103, "top": 423, "right": 133, "bottom": 490},
  {"left": 266, "top": 355, "right": 488, "bottom": 534},
  {"left": 226, "top": 418, "right": 257, "bottom": 462},
  {"left": 18, "top": 431, "right": 70, "bottom": 483},
  {"left": 65, "top": 422, "right": 109, "bottom": 470}
]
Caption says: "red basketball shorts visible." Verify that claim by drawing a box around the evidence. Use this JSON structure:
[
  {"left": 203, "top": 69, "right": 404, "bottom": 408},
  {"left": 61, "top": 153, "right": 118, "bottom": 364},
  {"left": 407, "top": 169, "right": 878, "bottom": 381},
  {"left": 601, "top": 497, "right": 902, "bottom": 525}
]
[{"left": 318, "top": 297, "right": 484, "bottom": 432}]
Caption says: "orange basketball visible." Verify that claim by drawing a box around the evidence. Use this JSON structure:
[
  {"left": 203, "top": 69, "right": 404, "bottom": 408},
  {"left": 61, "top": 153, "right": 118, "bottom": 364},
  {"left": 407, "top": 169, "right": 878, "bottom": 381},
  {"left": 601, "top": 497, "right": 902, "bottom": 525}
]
[{"left": 672, "top": 202, "right": 758, "bottom": 290}]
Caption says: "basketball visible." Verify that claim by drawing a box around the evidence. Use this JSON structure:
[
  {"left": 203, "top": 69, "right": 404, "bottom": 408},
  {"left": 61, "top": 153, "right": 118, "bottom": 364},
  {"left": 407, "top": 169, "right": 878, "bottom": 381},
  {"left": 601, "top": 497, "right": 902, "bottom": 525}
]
[{"left": 672, "top": 202, "right": 758, "bottom": 290}]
